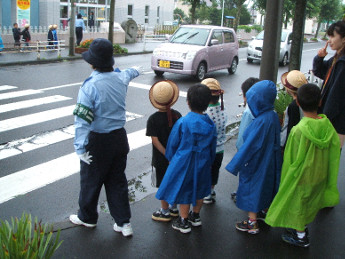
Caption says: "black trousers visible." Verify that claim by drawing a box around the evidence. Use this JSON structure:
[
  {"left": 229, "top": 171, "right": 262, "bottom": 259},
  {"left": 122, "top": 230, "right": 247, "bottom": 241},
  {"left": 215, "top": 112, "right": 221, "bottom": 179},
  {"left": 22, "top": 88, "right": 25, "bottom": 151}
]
[
  {"left": 211, "top": 152, "right": 224, "bottom": 186},
  {"left": 76, "top": 27, "right": 83, "bottom": 45},
  {"left": 77, "top": 128, "right": 131, "bottom": 226}
]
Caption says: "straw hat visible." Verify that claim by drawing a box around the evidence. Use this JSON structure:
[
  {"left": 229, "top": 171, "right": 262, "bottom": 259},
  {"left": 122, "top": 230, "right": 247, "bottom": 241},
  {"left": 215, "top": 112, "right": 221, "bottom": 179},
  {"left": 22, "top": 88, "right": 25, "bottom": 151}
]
[
  {"left": 149, "top": 80, "right": 179, "bottom": 110},
  {"left": 48, "top": 25, "right": 53, "bottom": 30},
  {"left": 24, "top": 24, "right": 30, "bottom": 28},
  {"left": 281, "top": 70, "right": 308, "bottom": 93},
  {"left": 53, "top": 24, "right": 58, "bottom": 29},
  {"left": 201, "top": 78, "right": 225, "bottom": 110}
]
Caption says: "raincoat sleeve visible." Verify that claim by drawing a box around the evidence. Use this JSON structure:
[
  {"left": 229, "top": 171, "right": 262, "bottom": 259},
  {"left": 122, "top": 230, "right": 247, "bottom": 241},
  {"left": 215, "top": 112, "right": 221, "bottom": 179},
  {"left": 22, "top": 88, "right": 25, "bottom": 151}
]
[
  {"left": 226, "top": 119, "right": 268, "bottom": 176},
  {"left": 165, "top": 119, "right": 182, "bottom": 162}
]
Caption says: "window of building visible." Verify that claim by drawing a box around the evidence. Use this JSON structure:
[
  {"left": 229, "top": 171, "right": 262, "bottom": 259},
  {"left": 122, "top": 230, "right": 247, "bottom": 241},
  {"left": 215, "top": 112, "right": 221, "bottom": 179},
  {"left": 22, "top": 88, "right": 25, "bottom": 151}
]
[
  {"left": 157, "top": 6, "right": 160, "bottom": 24},
  {"left": 145, "top": 5, "right": 149, "bottom": 24},
  {"left": 128, "top": 5, "right": 133, "bottom": 16},
  {"left": 98, "top": 0, "right": 106, "bottom": 4}
]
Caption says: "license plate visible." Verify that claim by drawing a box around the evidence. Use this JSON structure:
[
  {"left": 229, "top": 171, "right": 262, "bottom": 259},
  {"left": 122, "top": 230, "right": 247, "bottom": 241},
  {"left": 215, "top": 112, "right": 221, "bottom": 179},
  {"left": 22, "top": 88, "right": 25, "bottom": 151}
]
[{"left": 159, "top": 60, "right": 170, "bottom": 68}]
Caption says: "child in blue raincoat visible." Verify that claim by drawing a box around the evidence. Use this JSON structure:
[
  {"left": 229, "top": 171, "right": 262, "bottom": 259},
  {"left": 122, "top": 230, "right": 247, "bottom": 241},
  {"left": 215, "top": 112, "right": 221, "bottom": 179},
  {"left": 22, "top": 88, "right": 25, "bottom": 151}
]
[
  {"left": 226, "top": 80, "right": 282, "bottom": 235},
  {"left": 0, "top": 32, "right": 4, "bottom": 52},
  {"left": 156, "top": 84, "right": 217, "bottom": 234}
]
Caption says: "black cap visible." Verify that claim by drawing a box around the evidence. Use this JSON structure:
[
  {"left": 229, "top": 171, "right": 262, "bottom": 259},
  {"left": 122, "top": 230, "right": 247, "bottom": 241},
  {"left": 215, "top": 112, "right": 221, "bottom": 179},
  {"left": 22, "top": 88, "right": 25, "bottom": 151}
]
[{"left": 82, "top": 38, "right": 114, "bottom": 68}]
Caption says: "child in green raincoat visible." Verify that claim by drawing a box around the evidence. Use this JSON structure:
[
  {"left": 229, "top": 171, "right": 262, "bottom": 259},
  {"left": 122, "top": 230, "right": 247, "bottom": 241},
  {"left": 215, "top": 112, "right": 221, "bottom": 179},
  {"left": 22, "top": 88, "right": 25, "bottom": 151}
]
[{"left": 265, "top": 83, "right": 340, "bottom": 248}]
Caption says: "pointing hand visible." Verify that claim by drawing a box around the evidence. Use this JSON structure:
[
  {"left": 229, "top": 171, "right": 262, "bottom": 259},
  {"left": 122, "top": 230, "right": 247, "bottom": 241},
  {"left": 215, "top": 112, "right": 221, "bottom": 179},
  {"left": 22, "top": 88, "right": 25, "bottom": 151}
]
[{"left": 318, "top": 42, "right": 328, "bottom": 58}]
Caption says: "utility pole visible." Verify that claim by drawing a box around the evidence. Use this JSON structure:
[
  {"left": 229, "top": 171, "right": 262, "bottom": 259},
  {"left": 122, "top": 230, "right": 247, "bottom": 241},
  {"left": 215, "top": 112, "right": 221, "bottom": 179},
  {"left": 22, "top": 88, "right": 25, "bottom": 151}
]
[
  {"left": 221, "top": 0, "right": 225, "bottom": 27},
  {"left": 69, "top": 0, "right": 76, "bottom": 56},
  {"left": 259, "top": 0, "right": 284, "bottom": 82}
]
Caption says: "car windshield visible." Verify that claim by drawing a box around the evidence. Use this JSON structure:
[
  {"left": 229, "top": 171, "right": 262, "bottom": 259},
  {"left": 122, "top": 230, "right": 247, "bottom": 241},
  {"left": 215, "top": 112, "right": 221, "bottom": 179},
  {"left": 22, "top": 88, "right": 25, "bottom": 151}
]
[
  {"left": 170, "top": 27, "right": 210, "bottom": 46},
  {"left": 255, "top": 31, "right": 289, "bottom": 42}
]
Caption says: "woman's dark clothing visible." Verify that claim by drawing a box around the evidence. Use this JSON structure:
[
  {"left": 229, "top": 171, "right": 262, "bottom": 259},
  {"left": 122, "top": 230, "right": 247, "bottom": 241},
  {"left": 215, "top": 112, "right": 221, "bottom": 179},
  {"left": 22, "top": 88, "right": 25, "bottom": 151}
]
[
  {"left": 89, "top": 14, "right": 94, "bottom": 28},
  {"left": 47, "top": 30, "right": 54, "bottom": 45},
  {"left": 313, "top": 55, "right": 345, "bottom": 134},
  {"left": 76, "top": 27, "right": 83, "bottom": 45},
  {"left": 22, "top": 28, "right": 31, "bottom": 42}
]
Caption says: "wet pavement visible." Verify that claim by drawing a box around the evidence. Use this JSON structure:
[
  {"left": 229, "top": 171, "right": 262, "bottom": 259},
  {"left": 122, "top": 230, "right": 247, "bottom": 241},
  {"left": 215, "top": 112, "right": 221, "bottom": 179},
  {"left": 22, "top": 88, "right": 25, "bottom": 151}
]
[{"left": 1, "top": 41, "right": 344, "bottom": 258}]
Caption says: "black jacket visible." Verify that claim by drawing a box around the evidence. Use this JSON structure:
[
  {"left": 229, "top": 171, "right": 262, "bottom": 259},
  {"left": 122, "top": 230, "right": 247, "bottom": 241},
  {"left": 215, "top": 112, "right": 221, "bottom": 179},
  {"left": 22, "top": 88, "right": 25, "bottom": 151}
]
[
  {"left": 313, "top": 55, "right": 345, "bottom": 134},
  {"left": 12, "top": 28, "right": 21, "bottom": 40},
  {"left": 22, "top": 28, "right": 31, "bottom": 42}
]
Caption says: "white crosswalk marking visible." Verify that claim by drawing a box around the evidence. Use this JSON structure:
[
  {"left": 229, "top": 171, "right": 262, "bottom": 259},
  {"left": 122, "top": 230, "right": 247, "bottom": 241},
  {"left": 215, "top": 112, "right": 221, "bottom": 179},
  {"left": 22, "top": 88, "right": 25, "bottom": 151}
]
[
  {"left": 0, "top": 89, "right": 43, "bottom": 100},
  {"left": 0, "top": 95, "right": 72, "bottom": 113},
  {"left": 0, "top": 105, "right": 75, "bottom": 133},
  {"left": 0, "top": 85, "right": 17, "bottom": 91},
  {"left": 0, "top": 80, "right": 172, "bottom": 205}
]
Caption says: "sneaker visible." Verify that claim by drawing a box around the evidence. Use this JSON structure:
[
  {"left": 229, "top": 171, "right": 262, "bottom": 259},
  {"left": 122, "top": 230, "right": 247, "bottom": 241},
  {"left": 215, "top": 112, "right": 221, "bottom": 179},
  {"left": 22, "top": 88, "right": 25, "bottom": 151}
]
[
  {"left": 113, "top": 223, "right": 133, "bottom": 237},
  {"left": 152, "top": 209, "right": 172, "bottom": 222},
  {"left": 257, "top": 210, "right": 267, "bottom": 221},
  {"left": 285, "top": 227, "right": 310, "bottom": 238},
  {"left": 169, "top": 207, "right": 179, "bottom": 217},
  {"left": 203, "top": 194, "right": 215, "bottom": 204},
  {"left": 188, "top": 211, "right": 202, "bottom": 226},
  {"left": 236, "top": 220, "right": 259, "bottom": 234},
  {"left": 282, "top": 231, "right": 310, "bottom": 248},
  {"left": 69, "top": 214, "right": 96, "bottom": 228},
  {"left": 172, "top": 217, "right": 191, "bottom": 234}
]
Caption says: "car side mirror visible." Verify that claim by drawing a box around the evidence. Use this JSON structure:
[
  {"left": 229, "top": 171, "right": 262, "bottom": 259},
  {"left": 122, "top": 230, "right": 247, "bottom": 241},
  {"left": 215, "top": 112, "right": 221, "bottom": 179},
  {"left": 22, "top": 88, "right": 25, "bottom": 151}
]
[
  {"left": 211, "top": 39, "right": 219, "bottom": 45},
  {"left": 251, "top": 36, "right": 255, "bottom": 40}
]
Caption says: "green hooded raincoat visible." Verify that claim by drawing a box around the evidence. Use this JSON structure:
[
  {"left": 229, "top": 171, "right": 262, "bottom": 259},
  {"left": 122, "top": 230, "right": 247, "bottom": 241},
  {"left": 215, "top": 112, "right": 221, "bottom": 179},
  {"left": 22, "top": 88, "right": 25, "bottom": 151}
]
[{"left": 265, "top": 114, "right": 340, "bottom": 230}]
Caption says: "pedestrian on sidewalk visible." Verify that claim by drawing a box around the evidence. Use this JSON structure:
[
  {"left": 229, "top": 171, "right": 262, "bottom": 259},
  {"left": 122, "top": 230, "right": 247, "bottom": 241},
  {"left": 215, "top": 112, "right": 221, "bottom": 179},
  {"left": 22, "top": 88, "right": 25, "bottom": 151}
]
[
  {"left": 313, "top": 20, "right": 345, "bottom": 149},
  {"left": 265, "top": 84, "right": 340, "bottom": 248},
  {"left": 225, "top": 80, "right": 282, "bottom": 235},
  {"left": 280, "top": 70, "right": 308, "bottom": 150},
  {"left": 75, "top": 13, "right": 85, "bottom": 46},
  {"left": 201, "top": 78, "right": 227, "bottom": 204},
  {"left": 52, "top": 24, "right": 58, "bottom": 48},
  {"left": 155, "top": 84, "right": 217, "bottom": 234},
  {"left": 69, "top": 38, "right": 142, "bottom": 237},
  {"left": 12, "top": 23, "right": 21, "bottom": 49},
  {"left": 0, "top": 31, "right": 3, "bottom": 53},
  {"left": 231, "top": 77, "right": 260, "bottom": 203},
  {"left": 21, "top": 24, "right": 31, "bottom": 51},
  {"left": 47, "top": 25, "right": 54, "bottom": 48},
  {"left": 147, "top": 80, "right": 182, "bottom": 222}
]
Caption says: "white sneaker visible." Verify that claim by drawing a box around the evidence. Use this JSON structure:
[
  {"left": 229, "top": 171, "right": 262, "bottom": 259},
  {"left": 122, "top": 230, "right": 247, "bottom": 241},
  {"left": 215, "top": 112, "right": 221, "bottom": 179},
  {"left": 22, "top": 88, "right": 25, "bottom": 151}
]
[
  {"left": 69, "top": 214, "right": 96, "bottom": 228},
  {"left": 113, "top": 223, "right": 133, "bottom": 237}
]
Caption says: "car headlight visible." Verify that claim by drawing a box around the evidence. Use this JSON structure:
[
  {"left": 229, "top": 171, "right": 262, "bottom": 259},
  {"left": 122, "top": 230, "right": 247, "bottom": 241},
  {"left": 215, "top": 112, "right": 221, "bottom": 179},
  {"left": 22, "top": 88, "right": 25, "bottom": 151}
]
[{"left": 185, "top": 51, "right": 197, "bottom": 60}]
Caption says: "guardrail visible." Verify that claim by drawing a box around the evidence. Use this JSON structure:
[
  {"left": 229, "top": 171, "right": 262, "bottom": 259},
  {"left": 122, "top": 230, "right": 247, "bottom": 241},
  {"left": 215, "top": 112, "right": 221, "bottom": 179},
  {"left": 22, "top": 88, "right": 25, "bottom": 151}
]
[{"left": 20, "top": 40, "right": 66, "bottom": 60}]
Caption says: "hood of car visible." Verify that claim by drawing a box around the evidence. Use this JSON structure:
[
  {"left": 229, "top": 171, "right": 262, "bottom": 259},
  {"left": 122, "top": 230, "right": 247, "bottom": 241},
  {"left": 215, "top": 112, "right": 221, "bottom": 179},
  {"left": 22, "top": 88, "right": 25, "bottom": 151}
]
[{"left": 249, "top": 39, "right": 264, "bottom": 50}]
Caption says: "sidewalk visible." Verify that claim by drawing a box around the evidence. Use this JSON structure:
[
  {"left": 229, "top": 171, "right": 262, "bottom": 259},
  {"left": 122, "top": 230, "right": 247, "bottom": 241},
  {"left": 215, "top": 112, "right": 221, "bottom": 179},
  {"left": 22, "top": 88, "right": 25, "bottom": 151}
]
[
  {"left": 52, "top": 136, "right": 345, "bottom": 259},
  {"left": 0, "top": 42, "right": 161, "bottom": 66}
]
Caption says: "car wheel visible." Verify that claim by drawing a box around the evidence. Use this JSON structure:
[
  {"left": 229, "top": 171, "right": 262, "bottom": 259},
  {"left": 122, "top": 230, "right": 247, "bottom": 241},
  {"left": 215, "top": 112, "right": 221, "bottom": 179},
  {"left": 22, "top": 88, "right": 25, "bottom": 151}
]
[
  {"left": 154, "top": 70, "right": 164, "bottom": 76},
  {"left": 247, "top": 58, "right": 253, "bottom": 63},
  {"left": 195, "top": 62, "right": 207, "bottom": 81},
  {"left": 280, "top": 53, "right": 288, "bottom": 66},
  {"left": 228, "top": 57, "right": 238, "bottom": 74}
]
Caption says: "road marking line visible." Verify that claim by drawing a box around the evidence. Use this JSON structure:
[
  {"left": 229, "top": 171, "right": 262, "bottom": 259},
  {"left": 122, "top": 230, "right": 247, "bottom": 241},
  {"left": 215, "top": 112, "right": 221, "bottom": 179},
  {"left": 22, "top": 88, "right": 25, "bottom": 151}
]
[
  {"left": 0, "top": 95, "right": 72, "bottom": 113},
  {"left": 0, "top": 105, "right": 75, "bottom": 133},
  {"left": 0, "top": 85, "right": 18, "bottom": 91},
  {"left": 129, "top": 82, "right": 187, "bottom": 97},
  {"left": 0, "top": 89, "right": 43, "bottom": 100},
  {"left": 0, "top": 128, "right": 151, "bottom": 204},
  {"left": 0, "top": 113, "right": 144, "bottom": 159},
  {"left": 40, "top": 82, "right": 82, "bottom": 91}
]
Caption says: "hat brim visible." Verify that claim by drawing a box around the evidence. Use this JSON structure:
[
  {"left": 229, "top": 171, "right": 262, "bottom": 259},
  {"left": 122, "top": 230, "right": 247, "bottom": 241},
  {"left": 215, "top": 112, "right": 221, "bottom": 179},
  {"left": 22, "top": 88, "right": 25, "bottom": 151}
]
[
  {"left": 82, "top": 49, "right": 114, "bottom": 68},
  {"left": 281, "top": 72, "right": 289, "bottom": 87},
  {"left": 149, "top": 80, "right": 179, "bottom": 110}
]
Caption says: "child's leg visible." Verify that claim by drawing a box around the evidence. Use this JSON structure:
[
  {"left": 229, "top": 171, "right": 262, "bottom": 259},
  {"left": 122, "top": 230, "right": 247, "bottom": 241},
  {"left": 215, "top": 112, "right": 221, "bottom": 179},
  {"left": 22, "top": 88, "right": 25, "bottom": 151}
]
[
  {"left": 193, "top": 199, "right": 203, "bottom": 214},
  {"left": 236, "top": 211, "right": 259, "bottom": 234},
  {"left": 161, "top": 200, "right": 169, "bottom": 210},
  {"left": 188, "top": 199, "right": 203, "bottom": 226},
  {"left": 179, "top": 204, "right": 190, "bottom": 219},
  {"left": 248, "top": 211, "right": 257, "bottom": 221}
]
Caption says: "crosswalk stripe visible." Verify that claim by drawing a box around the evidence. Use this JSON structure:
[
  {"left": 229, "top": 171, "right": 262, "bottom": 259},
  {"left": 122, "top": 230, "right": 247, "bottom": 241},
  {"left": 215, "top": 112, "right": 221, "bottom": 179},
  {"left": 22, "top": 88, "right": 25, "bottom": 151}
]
[
  {"left": 0, "top": 128, "right": 151, "bottom": 204},
  {"left": 0, "top": 113, "right": 144, "bottom": 159},
  {"left": 0, "top": 89, "right": 43, "bottom": 100},
  {"left": 0, "top": 95, "right": 72, "bottom": 113},
  {"left": 129, "top": 82, "right": 187, "bottom": 98},
  {"left": 0, "top": 85, "right": 18, "bottom": 91},
  {"left": 0, "top": 105, "right": 75, "bottom": 133}
]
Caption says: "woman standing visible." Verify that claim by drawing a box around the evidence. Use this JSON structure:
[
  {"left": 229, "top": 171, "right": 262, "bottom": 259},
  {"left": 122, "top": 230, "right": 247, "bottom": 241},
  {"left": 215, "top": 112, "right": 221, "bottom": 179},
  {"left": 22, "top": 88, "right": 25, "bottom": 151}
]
[
  {"left": 313, "top": 20, "right": 345, "bottom": 148},
  {"left": 21, "top": 24, "right": 31, "bottom": 51},
  {"left": 75, "top": 13, "right": 85, "bottom": 46}
]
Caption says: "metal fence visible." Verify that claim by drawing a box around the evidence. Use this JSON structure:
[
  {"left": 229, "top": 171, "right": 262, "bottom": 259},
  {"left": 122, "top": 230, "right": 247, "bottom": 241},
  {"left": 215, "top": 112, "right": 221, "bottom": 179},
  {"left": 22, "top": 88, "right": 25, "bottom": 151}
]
[{"left": 19, "top": 40, "right": 66, "bottom": 59}]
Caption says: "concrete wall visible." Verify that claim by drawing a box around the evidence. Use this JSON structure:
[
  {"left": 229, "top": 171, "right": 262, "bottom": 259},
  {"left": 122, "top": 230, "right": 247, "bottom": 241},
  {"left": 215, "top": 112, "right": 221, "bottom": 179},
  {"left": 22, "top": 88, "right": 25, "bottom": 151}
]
[{"left": 39, "top": 0, "right": 61, "bottom": 28}]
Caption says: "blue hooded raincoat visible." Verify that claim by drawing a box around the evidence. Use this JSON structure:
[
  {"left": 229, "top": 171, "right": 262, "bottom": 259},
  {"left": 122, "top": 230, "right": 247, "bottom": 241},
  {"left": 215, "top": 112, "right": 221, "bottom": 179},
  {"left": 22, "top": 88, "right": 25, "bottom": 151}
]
[
  {"left": 156, "top": 112, "right": 217, "bottom": 206},
  {"left": 226, "top": 80, "right": 282, "bottom": 212}
]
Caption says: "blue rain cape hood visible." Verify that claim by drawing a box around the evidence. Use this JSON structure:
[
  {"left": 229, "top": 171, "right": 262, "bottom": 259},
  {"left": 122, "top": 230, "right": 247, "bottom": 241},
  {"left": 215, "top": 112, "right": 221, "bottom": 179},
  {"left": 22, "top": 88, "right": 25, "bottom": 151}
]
[
  {"left": 226, "top": 80, "right": 282, "bottom": 212},
  {"left": 156, "top": 112, "right": 217, "bottom": 206}
]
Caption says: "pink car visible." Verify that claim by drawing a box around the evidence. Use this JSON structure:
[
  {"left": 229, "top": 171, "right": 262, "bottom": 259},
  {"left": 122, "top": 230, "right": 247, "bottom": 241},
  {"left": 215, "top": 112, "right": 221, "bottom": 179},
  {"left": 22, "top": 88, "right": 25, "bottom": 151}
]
[{"left": 151, "top": 25, "right": 239, "bottom": 81}]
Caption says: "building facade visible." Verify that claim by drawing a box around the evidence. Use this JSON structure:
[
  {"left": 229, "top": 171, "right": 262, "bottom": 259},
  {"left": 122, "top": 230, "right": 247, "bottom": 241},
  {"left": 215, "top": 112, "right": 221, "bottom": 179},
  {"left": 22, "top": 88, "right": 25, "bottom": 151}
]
[{"left": 0, "top": 0, "right": 174, "bottom": 29}]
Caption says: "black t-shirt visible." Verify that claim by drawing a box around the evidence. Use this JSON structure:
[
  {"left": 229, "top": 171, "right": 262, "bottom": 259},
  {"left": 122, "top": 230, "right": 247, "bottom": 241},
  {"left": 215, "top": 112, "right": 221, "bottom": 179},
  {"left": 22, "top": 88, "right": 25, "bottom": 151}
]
[{"left": 146, "top": 109, "right": 181, "bottom": 169}]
